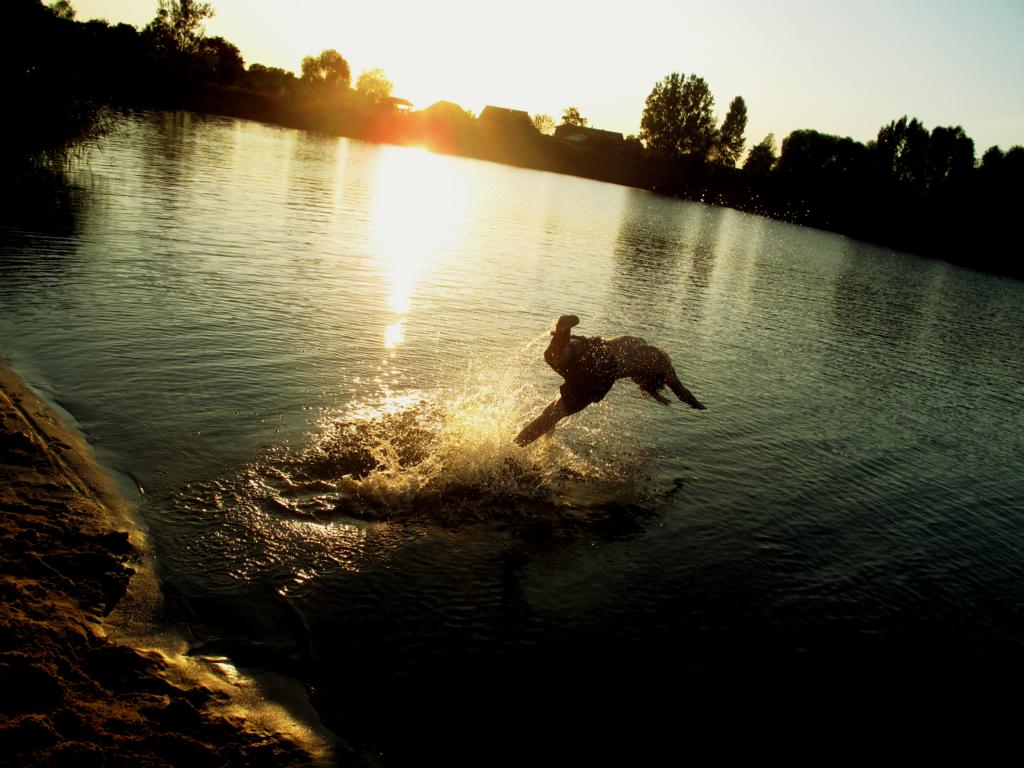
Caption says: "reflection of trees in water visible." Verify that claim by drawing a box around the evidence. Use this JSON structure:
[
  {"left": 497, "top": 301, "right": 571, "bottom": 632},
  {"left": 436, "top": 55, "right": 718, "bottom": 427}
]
[
  {"left": 611, "top": 192, "right": 723, "bottom": 328},
  {"left": 911, "top": 261, "right": 1024, "bottom": 378},
  {"left": 287, "top": 129, "right": 341, "bottom": 205},
  {"left": 610, "top": 192, "right": 685, "bottom": 327},
  {"left": 0, "top": 169, "right": 92, "bottom": 293},
  {"left": 821, "top": 240, "right": 949, "bottom": 412},
  {"left": 0, "top": 168, "right": 89, "bottom": 238},
  {"left": 675, "top": 204, "right": 724, "bottom": 327},
  {"left": 686, "top": 204, "right": 722, "bottom": 286},
  {"left": 283, "top": 131, "right": 344, "bottom": 263},
  {"left": 829, "top": 240, "right": 932, "bottom": 356},
  {"left": 824, "top": 240, "right": 1024, "bottom": 474},
  {"left": 141, "top": 112, "right": 218, "bottom": 215},
  {"left": 152, "top": 111, "right": 203, "bottom": 170}
]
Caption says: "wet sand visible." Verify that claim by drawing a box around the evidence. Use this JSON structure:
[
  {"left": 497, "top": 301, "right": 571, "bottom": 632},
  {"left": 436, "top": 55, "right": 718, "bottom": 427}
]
[{"left": 0, "top": 365, "right": 342, "bottom": 766}]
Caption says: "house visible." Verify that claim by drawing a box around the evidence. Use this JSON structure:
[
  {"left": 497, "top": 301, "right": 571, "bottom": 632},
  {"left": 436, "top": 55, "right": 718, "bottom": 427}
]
[
  {"left": 479, "top": 105, "right": 535, "bottom": 133},
  {"left": 411, "top": 101, "right": 476, "bottom": 151},
  {"left": 384, "top": 96, "right": 413, "bottom": 111},
  {"left": 554, "top": 123, "right": 626, "bottom": 152},
  {"left": 419, "top": 100, "right": 472, "bottom": 121}
]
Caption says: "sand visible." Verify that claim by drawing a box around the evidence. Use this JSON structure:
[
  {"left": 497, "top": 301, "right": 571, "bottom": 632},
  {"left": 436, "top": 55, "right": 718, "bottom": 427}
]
[{"left": 0, "top": 365, "right": 350, "bottom": 766}]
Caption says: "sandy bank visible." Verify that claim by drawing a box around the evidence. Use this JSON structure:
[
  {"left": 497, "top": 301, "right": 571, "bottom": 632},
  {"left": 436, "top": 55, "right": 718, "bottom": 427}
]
[{"left": 0, "top": 365, "right": 342, "bottom": 766}]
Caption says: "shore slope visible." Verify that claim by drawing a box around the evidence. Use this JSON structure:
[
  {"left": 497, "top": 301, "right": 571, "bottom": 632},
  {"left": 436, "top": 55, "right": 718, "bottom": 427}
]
[{"left": 0, "top": 366, "right": 328, "bottom": 766}]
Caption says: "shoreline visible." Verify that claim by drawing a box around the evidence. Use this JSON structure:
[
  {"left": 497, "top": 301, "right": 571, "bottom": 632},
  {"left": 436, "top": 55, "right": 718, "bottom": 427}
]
[{"left": 0, "top": 365, "right": 348, "bottom": 766}]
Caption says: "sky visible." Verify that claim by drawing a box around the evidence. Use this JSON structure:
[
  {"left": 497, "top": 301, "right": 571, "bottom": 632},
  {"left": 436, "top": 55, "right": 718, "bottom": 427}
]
[{"left": 70, "top": 0, "right": 1024, "bottom": 154}]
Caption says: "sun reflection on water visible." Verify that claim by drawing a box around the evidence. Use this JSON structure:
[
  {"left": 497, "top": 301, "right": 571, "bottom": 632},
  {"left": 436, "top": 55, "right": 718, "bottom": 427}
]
[
  {"left": 384, "top": 320, "right": 405, "bottom": 349},
  {"left": 369, "top": 146, "right": 470, "bottom": 345}
]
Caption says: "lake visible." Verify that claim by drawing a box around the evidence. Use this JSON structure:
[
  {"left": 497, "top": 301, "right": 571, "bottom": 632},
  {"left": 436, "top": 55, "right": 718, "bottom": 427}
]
[{"left": 2, "top": 111, "right": 1023, "bottom": 760}]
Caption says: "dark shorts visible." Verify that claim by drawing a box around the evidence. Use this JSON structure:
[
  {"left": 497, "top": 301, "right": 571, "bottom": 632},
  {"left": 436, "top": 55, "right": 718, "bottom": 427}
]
[
  {"left": 557, "top": 336, "right": 618, "bottom": 415},
  {"left": 559, "top": 375, "right": 616, "bottom": 415}
]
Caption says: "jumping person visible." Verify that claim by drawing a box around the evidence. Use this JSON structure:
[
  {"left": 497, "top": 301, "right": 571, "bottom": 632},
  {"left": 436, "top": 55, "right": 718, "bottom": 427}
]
[{"left": 514, "top": 315, "right": 706, "bottom": 446}]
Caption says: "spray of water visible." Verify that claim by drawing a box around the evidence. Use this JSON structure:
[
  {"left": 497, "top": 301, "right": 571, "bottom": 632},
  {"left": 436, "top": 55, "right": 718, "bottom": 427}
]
[
  {"left": 261, "top": 364, "right": 645, "bottom": 525},
  {"left": 177, "top": 333, "right": 659, "bottom": 529}
]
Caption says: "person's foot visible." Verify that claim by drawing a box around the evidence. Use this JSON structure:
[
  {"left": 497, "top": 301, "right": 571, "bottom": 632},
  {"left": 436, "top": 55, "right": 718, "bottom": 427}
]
[{"left": 555, "top": 314, "right": 580, "bottom": 331}]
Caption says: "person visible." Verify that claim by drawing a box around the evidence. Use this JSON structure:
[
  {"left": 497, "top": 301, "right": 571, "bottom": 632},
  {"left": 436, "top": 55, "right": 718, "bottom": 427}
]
[{"left": 514, "top": 315, "right": 706, "bottom": 446}]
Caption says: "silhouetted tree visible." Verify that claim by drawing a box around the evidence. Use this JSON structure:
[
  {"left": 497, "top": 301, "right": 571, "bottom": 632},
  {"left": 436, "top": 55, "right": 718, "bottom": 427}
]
[
  {"left": 873, "top": 116, "right": 929, "bottom": 189},
  {"left": 196, "top": 36, "right": 244, "bottom": 85},
  {"left": 715, "top": 96, "right": 747, "bottom": 166},
  {"left": 533, "top": 114, "right": 555, "bottom": 135},
  {"left": 301, "top": 49, "right": 351, "bottom": 89},
  {"left": 743, "top": 133, "right": 776, "bottom": 176},
  {"left": 355, "top": 68, "right": 392, "bottom": 103},
  {"left": 48, "top": 0, "right": 75, "bottom": 19},
  {"left": 925, "top": 125, "right": 974, "bottom": 191},
  {"left": 246, "top": 63, "right": 296, "bottom": 96},
  {"left": 640, "top": 72, "right": 716, "bottom": 159},
  {"left": 775, "top": 129, "right": 870, "bottom": 230},
  {"left": 778, "top": 130, "right": 866, "bottom": 180},
  {"left": 1001, "top": 146, "right": 1024, "bottom": 198},
  {"left": 8, "top": 0, "right": 1023, "bottom": 279},
  {"left": 980, "top": 145, "right": 1004, "bottom": 173},
  {"left": 562, "top": 107, "right": 588, "bottom": 127},
  {"left": 146, "top": 0, "right": 214, "bottom": 55},
  {"left": 5, "top": 0, "right": 112, "bottom": 168}
]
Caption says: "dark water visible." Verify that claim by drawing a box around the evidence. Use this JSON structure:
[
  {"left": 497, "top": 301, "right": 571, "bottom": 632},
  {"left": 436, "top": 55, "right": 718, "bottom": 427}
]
[{"left": 2, "top": 112, "right": 1023, "bottom": 758}]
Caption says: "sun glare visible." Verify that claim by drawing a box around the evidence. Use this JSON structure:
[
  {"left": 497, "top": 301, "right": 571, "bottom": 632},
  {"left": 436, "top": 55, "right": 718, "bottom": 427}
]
[
  {"left": 384, "top": 321, "right": 405, "bottom": 349},
  {"left": 369, "top": 147, "right": 470, "bottom": 344}
]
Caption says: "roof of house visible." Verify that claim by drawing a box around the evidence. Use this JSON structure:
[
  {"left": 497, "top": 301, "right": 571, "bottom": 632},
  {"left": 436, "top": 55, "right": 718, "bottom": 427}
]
[
  {"left": 421, "top": 100, "right": 469, "bottom": 116},
  {"left": 554, "top": 124, "right": 625, "bottom": 143},
  {"left": 479, "top": 106, "right": 535, "bottom": 130}
]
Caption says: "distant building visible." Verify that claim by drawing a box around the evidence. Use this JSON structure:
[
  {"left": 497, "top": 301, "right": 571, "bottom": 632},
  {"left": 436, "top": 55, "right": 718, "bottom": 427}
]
[
  {"left": 479, "top": 106, "right": 536, "bottom": 133},
  {"left": 411, "top": 101, "right": 476, "bottom": 151},
  {"left": 385, "top": 96, "right": 413, "bottom": 111},
  {"left": 419, "top": 100, "right": 471, "bottom": 121},
  {"left": 554, "top": 124, "right": 626, "bottom": 152}
]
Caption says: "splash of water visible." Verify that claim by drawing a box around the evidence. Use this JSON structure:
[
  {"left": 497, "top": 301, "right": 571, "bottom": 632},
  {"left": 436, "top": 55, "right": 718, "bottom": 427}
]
[
  {"left": 174, "top": 336, "right": 665, "bottom": 531},
  {"left": 258, "top": 369, "right": 645, "bottom": 525}
]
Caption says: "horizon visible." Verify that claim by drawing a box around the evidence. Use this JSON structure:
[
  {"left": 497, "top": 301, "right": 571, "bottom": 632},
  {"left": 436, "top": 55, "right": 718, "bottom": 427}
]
[{"left": 69, "top": 0, "right": 1024, "bottom": 155}]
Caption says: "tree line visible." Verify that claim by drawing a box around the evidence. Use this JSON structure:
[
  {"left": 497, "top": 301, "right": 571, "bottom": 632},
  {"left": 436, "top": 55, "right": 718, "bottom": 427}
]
[
  {"left": 528, "top": 71, "right": 1021, "bottom": 278},
  {"left": 3, "top": 0, "right": 401, "bottom": 169},
  {"left": 7, "top": 0, "right": 1021, "bottom": 278}
]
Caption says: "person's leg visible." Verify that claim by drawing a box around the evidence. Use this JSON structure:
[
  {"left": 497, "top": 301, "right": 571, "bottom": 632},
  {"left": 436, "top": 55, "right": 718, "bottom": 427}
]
[
  {"left": 543, "top": 315, "right": 579, "bottom": 375},
  {"left": 514, "top": 397, "right": 570, "bottom": 446}
]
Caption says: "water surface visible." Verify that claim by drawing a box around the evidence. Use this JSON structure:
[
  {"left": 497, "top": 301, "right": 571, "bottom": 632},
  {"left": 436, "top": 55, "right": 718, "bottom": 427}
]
[{"left": 2, "top": 112, "right": 1023, "bottom": 759}]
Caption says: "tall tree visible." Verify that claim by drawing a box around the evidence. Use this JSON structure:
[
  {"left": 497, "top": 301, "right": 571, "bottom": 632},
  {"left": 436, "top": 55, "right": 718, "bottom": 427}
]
[
  {"left": 7, "top": 0, "right": 112, "bottom": 167},
  {"left": 196, "top": 36, "right": 244, "bottom": 85},
  {"left": 639, "top": 72, "right": 716, "bottom": 159},
  {"left": 777, "top": 130, "right": 867, "bottom": 181},
  {"left": 744, "top": 133, "right": 776, "bottom": 176},
  {"left": 48, "top": 0, "right": 76, "bottom": 20},
  {"left": 561, "top": 107, "right": 588, "bottom": 127},
  {"left": 715, "top": 96, "right": 747, "bottom": 166},
  {"left": 246, "top": 63, "right": 297, "bottom": 96},
  {"left": 873, "top": 116, "right": 929, "bottom": 189},
  {"left": 925, "top": 125, "right": 974, "bottom": 191},
  {"left": 980, "top": 144, "right": 1004, "bottom": 173},
  {"left": 301, "top": 49, "right": 351, "bottom": 89},
  {"left": 146, "top": 0, "right": 214, "bottom": 55},
  {"left": 355, "top": 68, "right": 393, "bottom": 103}
]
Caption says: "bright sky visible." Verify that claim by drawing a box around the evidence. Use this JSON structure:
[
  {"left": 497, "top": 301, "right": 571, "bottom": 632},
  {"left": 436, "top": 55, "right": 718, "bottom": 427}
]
[{"left": 72, "top": 0, "right": 1024, "bottom": 153}]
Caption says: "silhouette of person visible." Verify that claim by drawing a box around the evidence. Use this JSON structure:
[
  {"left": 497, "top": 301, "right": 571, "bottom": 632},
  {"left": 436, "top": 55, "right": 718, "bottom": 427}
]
[{"left": 515, "top": 315, "right": 706, "bottom": 446}]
